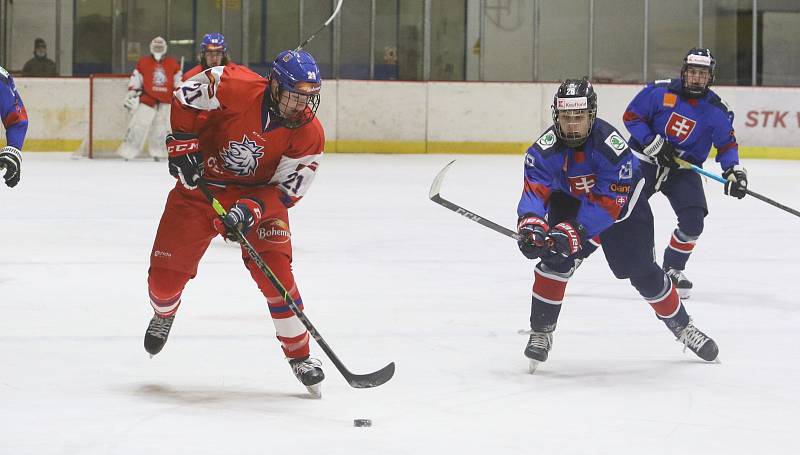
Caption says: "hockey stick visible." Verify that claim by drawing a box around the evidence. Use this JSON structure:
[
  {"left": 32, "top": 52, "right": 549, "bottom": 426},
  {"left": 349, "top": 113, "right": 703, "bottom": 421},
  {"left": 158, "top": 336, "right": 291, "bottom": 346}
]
[
  {"left": 675, "top": 157, "right": 800, "bottom": 218},
  {"left": 295, "top": 0, "right": 344, "bottom": 51},
  {"left": 196, "top": 179, "right": 395, "bottom": 388},
  {"left": 429, "top": 160, "right": 520, "bottom": 240}
]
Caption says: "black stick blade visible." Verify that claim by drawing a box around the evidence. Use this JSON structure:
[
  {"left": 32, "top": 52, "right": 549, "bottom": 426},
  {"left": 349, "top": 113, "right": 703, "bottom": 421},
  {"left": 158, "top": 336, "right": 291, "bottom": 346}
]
[{"left": 345, "top": 362, "right": 395, "bottom": 388}]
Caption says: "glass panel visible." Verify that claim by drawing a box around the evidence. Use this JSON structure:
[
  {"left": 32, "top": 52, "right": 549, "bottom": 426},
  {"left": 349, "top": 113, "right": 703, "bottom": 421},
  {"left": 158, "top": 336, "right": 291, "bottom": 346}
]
[
  {"left": 169, "top": 0, "right": 196, "bottom": 73},
  {"left": 124, "top": 0, "right": 168, "bottom": 73},
  {"left": 11, "top": 0, "right": 57, "bottom": 75},
  {"left": 195, "top": 0, "right": 221, "bottom": 67},
  {"left": 302, "top": 0, "right": 334, "bottom": 79},
  {"left": 757, "top": 0, "right": 800, "bottom": 86},
  {"left": 397, "top": 0, "right": 424, "bottom": 80},
  {"left": 264, "top": 0, "right": 300, "bottom": 70},
  {"left": 374, "top": 0, "right": 398, "bottom": 80},
  {"left": 593, "top": 0, "right": 643, "bottom": 83},
  {"left": 537, "top": 0, "right": 589, "bottom": 82},
  {"left": 339, "top": 0, "right": 371, "bottom": 79},
  {"left": 74, "top": 0, "right": 113, "bottom": 75},
  {"left": 430, "top": 0, "right": 466, "bottom": 81},
  {"left": 483, "top": 0, "right": 534, "bottom": 81},
  {"left": 647, "top": 0, "right": 699, "bottom": 81},
  {"left": 222, "top": 0, "right": 243, "bottom": 64},
  {"left": 702, "top": 0, "right": 752, "bottom": 86}
]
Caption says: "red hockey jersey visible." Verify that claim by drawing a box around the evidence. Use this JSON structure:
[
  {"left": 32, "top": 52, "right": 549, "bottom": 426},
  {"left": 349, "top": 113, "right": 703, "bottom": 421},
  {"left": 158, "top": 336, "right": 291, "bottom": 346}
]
[
  {"left": 129, "top": 55, "right": 182, "bottom": 106},
  {"left": 171, "top": 65, "right": 324, "bottom": 207}
]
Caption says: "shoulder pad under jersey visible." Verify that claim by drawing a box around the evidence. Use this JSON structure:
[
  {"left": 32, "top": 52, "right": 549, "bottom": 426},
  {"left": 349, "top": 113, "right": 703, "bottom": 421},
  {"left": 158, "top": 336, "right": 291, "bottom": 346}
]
[
  {"left": 589, "top": 118, "right": 631, "bottom": 165},
  {"left": 704, "top": 89, "right": 733, "bottom": 116},
  {"left": 0, "top": 66, "right": 9, "bottom": 81}
]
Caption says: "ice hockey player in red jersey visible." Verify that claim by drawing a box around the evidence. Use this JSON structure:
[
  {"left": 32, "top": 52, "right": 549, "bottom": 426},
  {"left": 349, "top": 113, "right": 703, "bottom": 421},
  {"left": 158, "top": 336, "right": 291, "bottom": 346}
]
[
  {"left": 117, "top": 36, "right": 182, "bottom": 160},
  {"left": 144, "top": 49, "right": 325, "bottom": 396},
  {"left": 182, "top": 32, "right": 237, "bottom": 81}
]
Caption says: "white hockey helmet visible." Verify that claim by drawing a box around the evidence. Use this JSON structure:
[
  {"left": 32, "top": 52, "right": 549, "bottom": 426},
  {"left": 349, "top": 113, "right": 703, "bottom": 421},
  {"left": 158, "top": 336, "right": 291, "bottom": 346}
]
[{"left": 150, "top": 36, "right": 168, "bottom": 61}]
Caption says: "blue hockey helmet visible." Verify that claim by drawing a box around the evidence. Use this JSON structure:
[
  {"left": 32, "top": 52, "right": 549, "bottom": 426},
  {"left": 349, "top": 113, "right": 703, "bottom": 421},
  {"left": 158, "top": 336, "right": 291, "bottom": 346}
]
[
  {"left": 200, "top": 33, "right": 228, "bottom": 68},
  {"left": 268, "top": 50, "right": 322, "bottom": 129},
  {"left": 681, "top": 48, "right": 715, "bottom": 97},
  {"left": 551, "top": 78, "right": 597, "bottom": 148}
]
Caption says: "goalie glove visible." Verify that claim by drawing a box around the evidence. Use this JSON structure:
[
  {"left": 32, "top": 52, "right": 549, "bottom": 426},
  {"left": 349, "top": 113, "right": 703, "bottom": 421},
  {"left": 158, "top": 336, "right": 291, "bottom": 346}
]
[
  {"left": 643, "top": 135, "right": 679, "bottom": 169},
  {"left": 0, "top": 146, "right": 21, "bottom": 188},
  {"left": 722, "top": 165, "right": 748, "bottom": 199},
  {"left": 213, "top": 198, "right": 264, "bottom": 241},
  {"left": 166, "top": 133, "right": 203, "bottom": 189},
  {"left": 123, "top": 90, "right": 141, "bottom": 112},
  {"left": 517, "top": 215, "right": 549, "bottom": 260}
]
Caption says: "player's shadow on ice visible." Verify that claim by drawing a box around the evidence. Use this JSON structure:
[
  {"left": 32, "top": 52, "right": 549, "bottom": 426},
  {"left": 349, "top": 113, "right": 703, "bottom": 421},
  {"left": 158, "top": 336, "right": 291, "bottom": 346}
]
[{"left": 133, "top": 383, "right": 313, "bottom": 407}]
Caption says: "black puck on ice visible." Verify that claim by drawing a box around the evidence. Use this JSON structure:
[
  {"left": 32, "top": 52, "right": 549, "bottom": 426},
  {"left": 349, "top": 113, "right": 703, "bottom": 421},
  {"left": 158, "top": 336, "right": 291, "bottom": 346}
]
[{"left": 353, "top": 419, "right": 372, "bottom": 427}]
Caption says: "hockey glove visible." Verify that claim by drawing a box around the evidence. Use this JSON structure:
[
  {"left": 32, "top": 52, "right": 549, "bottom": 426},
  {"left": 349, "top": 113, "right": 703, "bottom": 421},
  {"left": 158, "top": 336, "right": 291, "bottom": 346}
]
[
  {"left": 123, "top": 90, "right": 141, "bottom": 112},
  {"left": 722, "top": 165, "right": 748, "bottom": 199},
  {"left": 213, "top": 198, "right": 264, "bottom": 241},
  {"left": 0, "top": 146, "right": 21, "bottom": 188},
  {"left": 546, "top": 221, "right": 586, "bottom": 259},
  {"left": 517, "top": 215, "right": 550, "bottom": 260},
  {"left": 643, "top": 135, "right": 679, "bottom": 169},
  {"left": 166, "top": 133, "right": 203, "bottom": 189}
]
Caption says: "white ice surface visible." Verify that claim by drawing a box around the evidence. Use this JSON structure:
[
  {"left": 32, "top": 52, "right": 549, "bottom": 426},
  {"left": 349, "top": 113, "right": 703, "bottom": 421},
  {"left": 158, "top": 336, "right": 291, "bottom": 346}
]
[{"left": 1, "top": 153, "right": 799, "bottom": 454}]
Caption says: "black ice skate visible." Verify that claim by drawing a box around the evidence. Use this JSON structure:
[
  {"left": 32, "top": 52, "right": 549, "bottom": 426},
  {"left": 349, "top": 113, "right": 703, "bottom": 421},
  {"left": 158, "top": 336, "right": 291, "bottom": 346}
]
[
  {"left": 289, "top": 356, "right": 325, "bottom": 397},
  {"left": 144, "top": 313, "right": 175, "bottom": 357},
  {"left": 665, "top": 268, "right": 693, "bottom": 299},
  {"left": 524, "top": 331, "right": 553, "bottom": 373},
  {"left": 677, "top": 321, "right": 719, "bottom": 362}
]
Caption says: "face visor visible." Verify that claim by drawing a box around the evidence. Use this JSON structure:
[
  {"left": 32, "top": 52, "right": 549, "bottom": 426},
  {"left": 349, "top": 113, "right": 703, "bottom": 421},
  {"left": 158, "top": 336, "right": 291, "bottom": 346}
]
[{"left": 552, "top": 96, "right": 596, "bottom": 148}]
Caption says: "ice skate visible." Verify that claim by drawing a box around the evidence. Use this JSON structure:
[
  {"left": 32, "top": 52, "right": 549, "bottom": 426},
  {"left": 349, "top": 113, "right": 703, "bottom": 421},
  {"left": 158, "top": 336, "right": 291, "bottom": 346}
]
[
  {"left": 144, "top": 313, "right": 175, "bottom": 357},
  {"left": 665, "top": 268, "right": 692, "bottom": 299},
  {"left": 676, "top": 321, "right": 719, "bottom": 362},
  {"left": 289, "top": 356, "right": 325, "bottom": 397},
  {"left": 524, "top": 331, "right": 553, "bottom": 373}
]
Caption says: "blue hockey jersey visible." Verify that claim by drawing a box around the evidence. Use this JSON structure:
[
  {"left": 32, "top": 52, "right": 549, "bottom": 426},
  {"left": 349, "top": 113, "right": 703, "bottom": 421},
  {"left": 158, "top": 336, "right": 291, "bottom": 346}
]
[
  {"left": 0, "top": 66, "right": 28, "bottom": 150},
  {"left": 517, "top": 118, "right": 641, "bottom": 237},
  {"left": 623, "top": 78, "right": 738, "bottom": 171}
]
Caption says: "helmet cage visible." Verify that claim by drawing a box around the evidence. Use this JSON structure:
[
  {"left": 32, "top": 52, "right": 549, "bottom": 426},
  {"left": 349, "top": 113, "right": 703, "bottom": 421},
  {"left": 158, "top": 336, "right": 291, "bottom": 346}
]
[
  {"left": 681, "top": 49, "right": 715, "bottom": 97},
  {"left": 551, "top": 79, "right": 597, "bottom": 148},
  {"left": 268, "top": 50, "right": 322, "bottom": 129}
]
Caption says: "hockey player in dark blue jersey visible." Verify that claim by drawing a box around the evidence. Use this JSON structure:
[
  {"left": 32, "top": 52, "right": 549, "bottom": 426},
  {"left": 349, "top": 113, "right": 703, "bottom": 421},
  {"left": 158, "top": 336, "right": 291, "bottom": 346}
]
[
  {"left": 518, "top": 79, "right": 718, "bottom": 372},
  {"left": 623, "top": 48, "right": 746, "bottom": 298},
  {"left": 0, "top": 66, "right": 27, "bottom": 188}
]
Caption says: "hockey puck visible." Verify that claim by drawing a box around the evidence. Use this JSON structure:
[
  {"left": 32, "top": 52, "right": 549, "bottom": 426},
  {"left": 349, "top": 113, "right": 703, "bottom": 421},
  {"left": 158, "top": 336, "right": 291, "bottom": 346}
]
[{"left": 353, "top": 419, "right": 372, "bottom": 427}]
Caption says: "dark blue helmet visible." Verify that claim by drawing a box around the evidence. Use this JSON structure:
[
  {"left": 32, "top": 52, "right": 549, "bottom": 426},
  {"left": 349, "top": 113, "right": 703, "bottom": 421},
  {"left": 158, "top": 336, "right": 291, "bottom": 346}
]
[
  {"left": 681, "top": 48, "right": 715, "bottom": 97},
  {"left": 200, "top": 33, "right": 228, "bottom": 68},
  {"left": 268, "top": 50, "right": 322, "bottom": 129},
  {"left": 551, "top": 78, "right": 597, "bottom": 148}
]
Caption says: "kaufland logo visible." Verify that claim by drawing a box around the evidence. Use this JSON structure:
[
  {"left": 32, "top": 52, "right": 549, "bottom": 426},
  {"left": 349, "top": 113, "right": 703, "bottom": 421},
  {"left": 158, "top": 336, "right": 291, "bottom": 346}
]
[{"left": 557, "top": 97, "right": 588, "bottom": 110}]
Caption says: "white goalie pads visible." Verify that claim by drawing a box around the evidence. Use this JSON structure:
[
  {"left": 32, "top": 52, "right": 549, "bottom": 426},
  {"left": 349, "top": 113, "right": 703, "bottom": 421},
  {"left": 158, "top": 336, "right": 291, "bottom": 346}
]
[{"left": 117, "top": 103, "right": 156, "bottom": 160}]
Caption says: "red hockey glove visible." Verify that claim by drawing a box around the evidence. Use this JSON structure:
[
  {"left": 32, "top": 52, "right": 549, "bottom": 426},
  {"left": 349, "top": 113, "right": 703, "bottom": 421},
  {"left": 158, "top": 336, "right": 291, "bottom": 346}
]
[
  {"left": 546, "top": 221, "right": 587, "bottom": 259},
  {"left": 213, "top": 198, "right": 264, "bottom": 241},
  {"left": 166, "top": 133, "right": 203, "bottom": 189},
  {"left": 517, "top": 215, "right": 550, "bottom": 260},
  {"left": 722, "top": 165, "right": 748, "bottom": 199}
]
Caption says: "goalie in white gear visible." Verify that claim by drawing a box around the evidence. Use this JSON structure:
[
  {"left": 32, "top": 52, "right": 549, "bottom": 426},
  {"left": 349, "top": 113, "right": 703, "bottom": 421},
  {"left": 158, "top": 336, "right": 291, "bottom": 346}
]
[{"left": 117, "top": 36, "right": 182, "bottom": 160}]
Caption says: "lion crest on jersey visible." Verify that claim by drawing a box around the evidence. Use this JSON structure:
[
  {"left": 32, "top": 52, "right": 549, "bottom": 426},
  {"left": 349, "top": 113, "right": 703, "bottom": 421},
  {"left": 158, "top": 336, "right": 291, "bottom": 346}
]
[
  {"left": 221, "top": 135, "right": 264, "bottom": 176},
  {"left": 152, "top": 66, "right": 167, "bottom": 87}
]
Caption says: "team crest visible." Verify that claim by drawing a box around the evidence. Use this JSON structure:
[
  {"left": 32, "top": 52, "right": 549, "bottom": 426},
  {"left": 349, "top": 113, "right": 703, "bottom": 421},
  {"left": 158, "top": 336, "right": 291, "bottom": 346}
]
[
  {"left": 221, "top": 135, "right": 264, "bottom": 176},
  {"left": 665, "top": 112, "right": 696, "bottom": 143},
  {"left": 152, "top": 66, "right": 167, "bottom": 87},
  {"left": 568, "top": 174, "right": 596, "bottom": 195}
]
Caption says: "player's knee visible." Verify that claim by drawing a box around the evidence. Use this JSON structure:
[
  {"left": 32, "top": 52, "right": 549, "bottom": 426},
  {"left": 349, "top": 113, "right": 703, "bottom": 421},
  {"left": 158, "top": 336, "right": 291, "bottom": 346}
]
[
  {"left": 676, "top": 207, "right": 705, "bottom": 237},
  {"left": 244, "top": 251, "right": 295, "bottom": 293},
  {"left": 148, "top": 267, "right": 190, "bottom": 301},
  {"left": 629, "top": 264, "right": 667, "bottom": 298}
]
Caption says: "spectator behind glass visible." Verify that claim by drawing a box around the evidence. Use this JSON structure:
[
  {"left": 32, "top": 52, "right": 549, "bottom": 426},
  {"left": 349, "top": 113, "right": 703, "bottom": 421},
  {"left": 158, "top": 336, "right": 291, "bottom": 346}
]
[{"left": 22, "top": 38, "right": 57, "bottom": 77}]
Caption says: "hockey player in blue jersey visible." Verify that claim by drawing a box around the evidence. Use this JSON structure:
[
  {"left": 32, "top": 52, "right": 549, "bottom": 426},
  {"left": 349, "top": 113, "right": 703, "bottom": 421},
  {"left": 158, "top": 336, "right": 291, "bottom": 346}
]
[
  {"left": 623, "top": 48, "right": 746, "bottom": 298},
  {"left": 517, "top": 79, "right": 718, "bottom": 372},
  {"left": 0, "top": 66, "right": 27, "bottom": 188}
]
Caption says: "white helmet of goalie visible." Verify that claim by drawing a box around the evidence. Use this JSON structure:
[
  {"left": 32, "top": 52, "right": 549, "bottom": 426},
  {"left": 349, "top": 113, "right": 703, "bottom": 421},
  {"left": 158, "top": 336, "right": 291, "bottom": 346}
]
[{"left": 150, "top": 36, "right": 168, "bottom": 61}]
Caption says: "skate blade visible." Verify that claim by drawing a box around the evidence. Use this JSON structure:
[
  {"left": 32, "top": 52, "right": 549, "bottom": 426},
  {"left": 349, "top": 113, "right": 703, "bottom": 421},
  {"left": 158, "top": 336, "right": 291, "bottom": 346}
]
[
  {"left": 528, "top": 360, "right": 541, "bottom": 374},
  {"left": 306, "top": 383, "right": 322, "bottom": 399}
]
